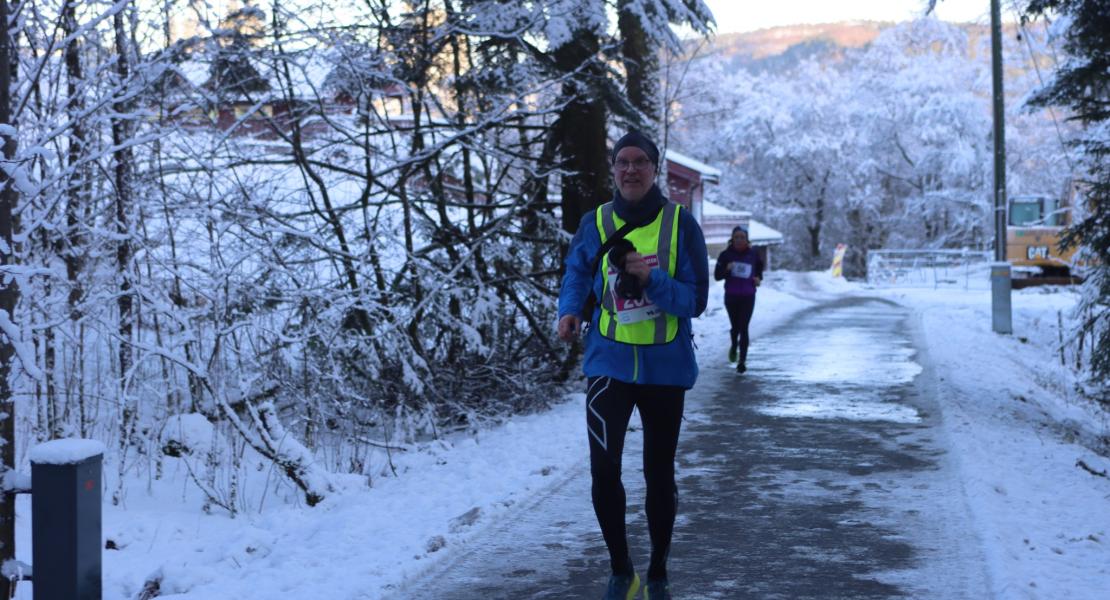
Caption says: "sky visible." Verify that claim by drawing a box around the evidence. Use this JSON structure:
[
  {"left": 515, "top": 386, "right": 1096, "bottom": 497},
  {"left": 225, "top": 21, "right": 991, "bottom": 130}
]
[{"left": 701, "top": 0, "right": 1010, "bottom": 35}]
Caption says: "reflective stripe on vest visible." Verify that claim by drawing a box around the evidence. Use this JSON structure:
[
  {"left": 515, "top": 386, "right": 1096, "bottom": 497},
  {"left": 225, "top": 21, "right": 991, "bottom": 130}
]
[{"left": 596, "top": 202, "right": 681, "bottom": 345}]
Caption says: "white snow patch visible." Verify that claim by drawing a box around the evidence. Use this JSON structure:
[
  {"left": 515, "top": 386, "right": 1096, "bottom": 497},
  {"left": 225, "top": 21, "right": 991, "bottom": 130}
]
[
  {"left": 756, "top": 392, "right": 923, "bottom": 424},
  {"left": 160, "top": 414, "right": 215, "bottom": 456},
  {"left": 29, "top": 439, "right": 106, "bottom": 465},
  {"left": 874, "top": 281, "right": 1110, "bottom": 599},
  {"left": 774, "top": 325, "right": 922, "bottom": 386}
]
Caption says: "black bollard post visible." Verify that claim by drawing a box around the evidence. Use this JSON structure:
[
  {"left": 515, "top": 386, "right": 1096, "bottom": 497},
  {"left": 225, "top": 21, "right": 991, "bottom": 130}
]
[{"left": 28, "top": 439, "right": 105, "bottom": 600}]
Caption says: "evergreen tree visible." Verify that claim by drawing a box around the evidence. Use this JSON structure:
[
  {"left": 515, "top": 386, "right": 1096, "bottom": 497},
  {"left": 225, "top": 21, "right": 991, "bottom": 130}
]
[
  {"left": 211, "top": 2, "right": 270, "bottom": 98},
  {"left": 552, "top": 29, "right": 610, "bottom": 233},
  {"left": 1022, "top": 0, "right": 1110, "bottom": 389},
  {"left": 551, "top": 0, "right": 714, "bottom": 233},
  {"left": 619, "top": 0, "right": 715, "bottom": 138}
]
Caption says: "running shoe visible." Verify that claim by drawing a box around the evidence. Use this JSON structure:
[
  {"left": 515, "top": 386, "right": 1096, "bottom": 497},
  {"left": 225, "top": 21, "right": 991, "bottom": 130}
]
[
  {"left": 644, "top": 579, "right": 672, "bottom": 600},
  {"left": 602, "top": 572, "right": 640, "bottom": 600},
  {"left": 736, "top": 361, "right": 747, "bottom": 374},
  {"left": 728, "top": 343, "right": 738, "bottom": 363}
]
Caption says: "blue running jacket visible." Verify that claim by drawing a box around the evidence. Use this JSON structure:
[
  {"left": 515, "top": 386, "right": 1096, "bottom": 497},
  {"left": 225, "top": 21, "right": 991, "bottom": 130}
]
[{"left": 558, "top": 195, "right": 709, "bottom": 389}]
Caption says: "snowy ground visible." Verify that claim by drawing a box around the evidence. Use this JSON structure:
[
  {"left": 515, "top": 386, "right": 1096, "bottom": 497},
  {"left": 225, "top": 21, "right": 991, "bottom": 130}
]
[
  {"left": 17, "top": 271, "right": 1110, "bottom": 599},
  {"left": 871, "top": 281, "right": 1110, "bottom": 599}
]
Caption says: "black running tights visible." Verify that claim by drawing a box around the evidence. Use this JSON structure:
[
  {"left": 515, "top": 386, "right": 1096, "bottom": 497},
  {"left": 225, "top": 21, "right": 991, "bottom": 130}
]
[
  {"left": 586, "top": 376, "right": 685, "bottom": 582},
  {"left": 725, "top": 294, "right": 756, "bottom": 364}
]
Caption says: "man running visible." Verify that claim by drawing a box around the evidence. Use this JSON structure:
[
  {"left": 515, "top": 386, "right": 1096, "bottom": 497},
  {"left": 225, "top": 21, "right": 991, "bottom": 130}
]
[
  {"left": 714, "top": 226, "right": 763, "bottom": 373},
  {"left": 557, "top": 130, "right": 709, "bottom": 600}
]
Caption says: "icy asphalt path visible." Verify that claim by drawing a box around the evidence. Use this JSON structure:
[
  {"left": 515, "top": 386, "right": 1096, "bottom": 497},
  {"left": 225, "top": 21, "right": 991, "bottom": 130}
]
[{"left": 395, "top": 297, "right": 990, "bottom": 599}]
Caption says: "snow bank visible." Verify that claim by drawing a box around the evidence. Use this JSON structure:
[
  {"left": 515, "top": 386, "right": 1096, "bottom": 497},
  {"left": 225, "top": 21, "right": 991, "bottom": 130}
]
[
  {"left": 40, "top": 399, "right": 590, "bottom": 600},
  {"left": 28, "top": 439, "right": 106, "bottom": 465},
  {"left": 879, "top": 284, "right": 1110, "bottom": 599}
]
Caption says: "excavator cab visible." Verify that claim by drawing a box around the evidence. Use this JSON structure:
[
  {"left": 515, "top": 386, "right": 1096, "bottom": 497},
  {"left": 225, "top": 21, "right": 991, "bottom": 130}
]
[
  {"left": 1008, "top": 196, "right": 1063, "bottom": 228},
  {"left": 1005, "top": 194, "right": 1079, "bottom": 287}
]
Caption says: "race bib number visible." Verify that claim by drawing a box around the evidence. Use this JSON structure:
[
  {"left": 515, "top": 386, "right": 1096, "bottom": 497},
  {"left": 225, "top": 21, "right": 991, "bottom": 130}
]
[
  {"left": 730, "top": 262, "right": 753, "bottom": 279},
  {"left": 609, "top": 254, "right": 661, "bottom": 324}
]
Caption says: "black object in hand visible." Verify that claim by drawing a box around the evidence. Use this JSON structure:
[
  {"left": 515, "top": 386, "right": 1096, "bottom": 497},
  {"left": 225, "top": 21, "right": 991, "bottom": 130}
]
[{"left": 608, "top": 238, "right": 644, "bottom": 300}]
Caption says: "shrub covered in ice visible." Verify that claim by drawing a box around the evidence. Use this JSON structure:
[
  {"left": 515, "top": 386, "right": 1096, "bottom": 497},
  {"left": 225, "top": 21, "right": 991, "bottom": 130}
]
[{"left": 160, "top": 414, "right": 215, "bottom": 458}]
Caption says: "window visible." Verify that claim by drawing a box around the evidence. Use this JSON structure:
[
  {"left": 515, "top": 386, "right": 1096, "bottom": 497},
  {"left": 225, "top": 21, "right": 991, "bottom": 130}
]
[{"left": 1008, "top": 200, "right": 1042, "bottom": 227}]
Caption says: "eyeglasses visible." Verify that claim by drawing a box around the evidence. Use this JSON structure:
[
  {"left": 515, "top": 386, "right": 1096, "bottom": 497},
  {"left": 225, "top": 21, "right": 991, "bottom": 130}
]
[{"left": 613, "top": 158, "right": 653, "bottom": 172}]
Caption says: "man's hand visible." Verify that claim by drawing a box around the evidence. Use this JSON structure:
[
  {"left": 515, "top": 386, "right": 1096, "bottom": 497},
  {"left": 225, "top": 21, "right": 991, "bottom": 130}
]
[
  {"left": 557, "top": 314, "right": 582, "bottom": 342},
  {"left": 623, "top": 252, "right": 652, "bottom": 284},
  {"left": 754, "top": 276, "right": 761, "bottom": 286}
]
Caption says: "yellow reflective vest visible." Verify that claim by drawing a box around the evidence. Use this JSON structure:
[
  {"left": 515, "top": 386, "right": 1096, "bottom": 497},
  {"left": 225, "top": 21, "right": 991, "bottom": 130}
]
[{"left": 596, "top": 201, "right": 682, "bottom": 345}]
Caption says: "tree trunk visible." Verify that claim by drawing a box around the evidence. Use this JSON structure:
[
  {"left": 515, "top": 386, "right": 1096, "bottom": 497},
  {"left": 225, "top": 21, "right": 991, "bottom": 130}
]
[
  {"left": 845, "top": 208, "right": 870, "bottom": 279},
  {"left": 112, "top": 5, "right": 136, "bottom": 506},
  {"left": 63, "top": 0, "right": 88, "bottom": 313},
  {"left": 553, "top": 34, "right": 609, "bottom": 233},
  {"left": 63, "top": 0, "right": 91, "bottom": 429},
  {"left": 0, "top": 0, "right": 19, "bottom": 575},
  {"left": 807, "top": 170, "right": 830, "bottom": 265},
  {"left": 45, "top": 0, "right": 88, "bottom": 445},
  {"left": 618, "top": 0, "right": 659, "bottom": 135}
]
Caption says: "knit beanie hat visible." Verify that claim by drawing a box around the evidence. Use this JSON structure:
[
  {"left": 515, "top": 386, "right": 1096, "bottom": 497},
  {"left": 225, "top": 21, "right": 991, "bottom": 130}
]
[{"left": 611, "top": 130, "right": 661, "bottom": 167}]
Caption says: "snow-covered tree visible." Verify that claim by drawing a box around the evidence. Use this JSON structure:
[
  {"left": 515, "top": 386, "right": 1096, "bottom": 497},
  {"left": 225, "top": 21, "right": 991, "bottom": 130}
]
[
  {"left": 1022, "top": 0, "right": 1110, "bottom": 395},
  {"left": 670, "top": 18, "right": 1074, "bottom": 276},
  {"left": 0, "top": 0, "right": 722, "bottom": 511}
]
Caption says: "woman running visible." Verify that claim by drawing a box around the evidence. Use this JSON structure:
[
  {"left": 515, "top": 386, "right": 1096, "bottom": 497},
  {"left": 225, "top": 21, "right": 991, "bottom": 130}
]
[{"left": 714, "top": 226, "right": 763, "bottom": 373}]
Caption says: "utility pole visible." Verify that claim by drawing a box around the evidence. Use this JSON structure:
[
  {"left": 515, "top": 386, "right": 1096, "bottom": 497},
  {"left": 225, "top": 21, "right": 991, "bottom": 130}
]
[{"left": 990, "top": 0, "right": 1013, "bottom": 334}]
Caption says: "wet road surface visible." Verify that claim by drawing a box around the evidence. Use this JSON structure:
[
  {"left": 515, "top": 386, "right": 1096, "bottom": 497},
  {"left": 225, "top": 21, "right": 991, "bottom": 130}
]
[{"left": 397, "top": 297, "right": 988, "bottom": 599}]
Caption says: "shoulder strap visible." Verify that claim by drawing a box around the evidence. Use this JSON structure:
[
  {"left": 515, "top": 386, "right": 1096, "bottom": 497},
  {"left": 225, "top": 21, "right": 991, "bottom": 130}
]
[{"left": 588, "top": 215, "right": 651, "bottom": 280}]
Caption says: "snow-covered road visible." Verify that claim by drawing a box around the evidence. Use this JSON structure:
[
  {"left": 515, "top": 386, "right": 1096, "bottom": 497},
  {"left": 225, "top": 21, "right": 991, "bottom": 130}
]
[{"left": 398, "top": 296, "right": 990, "bottom": 599}]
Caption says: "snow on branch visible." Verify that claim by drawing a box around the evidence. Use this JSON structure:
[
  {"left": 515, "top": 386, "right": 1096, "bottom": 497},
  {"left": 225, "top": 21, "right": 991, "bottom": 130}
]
[
  {"left": 0, "top": 470, "right": 30, "bottom": 494},
  {"left": 0, "top": 309, "right": 43, "bottom": 381},
  {"left": 251, "top": 401, "right": 333, "bottom": 506}
]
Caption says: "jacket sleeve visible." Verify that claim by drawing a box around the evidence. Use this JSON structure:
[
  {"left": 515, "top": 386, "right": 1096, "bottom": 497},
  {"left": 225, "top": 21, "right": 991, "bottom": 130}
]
[
  {"left": 754, "top": 251, "right": 765, "bottom": 280},
  {"left": 644, "top": 208, "right": 709, "bottom": 319},
  {"left": 713, "top": 250, "right": 728, "bottom": 281},
  {"left": 558, "top": 211, "right": 601, "bottom": 319}
]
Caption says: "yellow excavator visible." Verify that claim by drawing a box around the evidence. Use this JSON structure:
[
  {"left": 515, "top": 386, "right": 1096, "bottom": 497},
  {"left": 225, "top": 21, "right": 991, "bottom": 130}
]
[{"left": 1005, "top": 191, "right": 1083, "bottom": 288}]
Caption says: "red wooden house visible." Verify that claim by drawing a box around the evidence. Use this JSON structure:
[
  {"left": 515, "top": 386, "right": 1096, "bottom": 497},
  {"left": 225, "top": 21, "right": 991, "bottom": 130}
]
[{"left": 664, "top": 149, "right": 783, "bottom": 268}]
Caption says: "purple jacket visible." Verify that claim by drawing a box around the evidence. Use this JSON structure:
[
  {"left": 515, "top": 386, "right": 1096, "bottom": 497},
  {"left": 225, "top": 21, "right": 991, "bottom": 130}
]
[{"left": 714, "top": 246, "right": 763, "bottom": 297}]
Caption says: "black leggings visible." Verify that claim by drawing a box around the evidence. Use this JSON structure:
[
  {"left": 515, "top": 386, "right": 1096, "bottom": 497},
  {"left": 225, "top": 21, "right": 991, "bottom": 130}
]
[
  {"left": 586, "top": 376, "right": 685, "bottom": 581},
  {"left": 725, "top": 294, "right": 756, "bottom": 364}
]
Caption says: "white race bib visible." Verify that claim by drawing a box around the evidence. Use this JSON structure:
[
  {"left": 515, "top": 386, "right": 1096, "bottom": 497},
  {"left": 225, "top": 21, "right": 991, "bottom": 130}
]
[
  {"left": 730, "top": 262, "right": 753, "bottom": 279},
  {"left": 608, "top": 254, "right": 661, "bottom": 324}
]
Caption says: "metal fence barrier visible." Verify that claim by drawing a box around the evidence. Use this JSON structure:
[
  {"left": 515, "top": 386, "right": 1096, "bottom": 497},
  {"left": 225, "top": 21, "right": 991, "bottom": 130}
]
[{"left": 866, "top": 249, "right": 993, "bottom": 290}]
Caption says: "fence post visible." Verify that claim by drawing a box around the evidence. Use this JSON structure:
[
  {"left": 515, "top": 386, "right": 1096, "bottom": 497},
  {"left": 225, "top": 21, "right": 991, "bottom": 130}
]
[{"left": 29, "top": 439, "right": 104, "bottom": 600}]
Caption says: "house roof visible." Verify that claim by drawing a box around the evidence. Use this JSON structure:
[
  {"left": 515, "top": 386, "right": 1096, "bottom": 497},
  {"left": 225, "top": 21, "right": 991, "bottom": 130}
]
[
  {"left": 748, "top": 218, "right": 784, "bottom": 245},
  {"left": 172, "top": 51, "right": 381, "bottom": 101},
  {"left": 700, "top": 199, "right": 783, "bottom": 246},
  {"left": 665, "top": 150, "right": 721, "bottom": 184},
  {"left": 176, "top": 60, "right": 210, "bottom": 89},
  {"left": 702, "top": 198, "right": 751, "bottom": 219}
]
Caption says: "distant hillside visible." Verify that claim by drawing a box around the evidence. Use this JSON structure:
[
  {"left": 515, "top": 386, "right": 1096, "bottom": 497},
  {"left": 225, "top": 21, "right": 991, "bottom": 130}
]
[
  {"left": 695, "top": 20, "right": 1001, "bottom": 74},
  {"left": 699, "top": 21, "right": 888, "bottom": 73},
  {"left": 716, "top": 21, "right": 889, "bottom": 59}
]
